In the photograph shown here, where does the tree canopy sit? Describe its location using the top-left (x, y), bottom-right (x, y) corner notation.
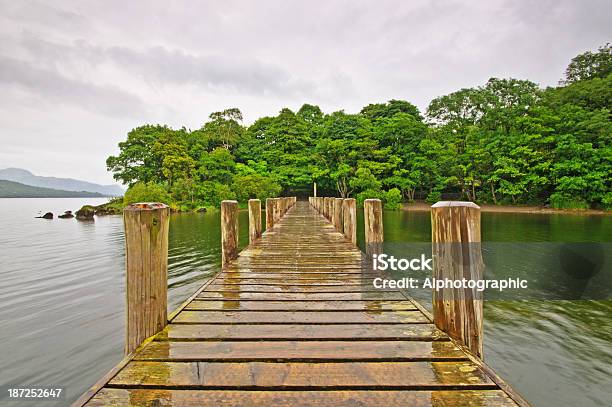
top-left (107, 45), bottom-right (611, 210)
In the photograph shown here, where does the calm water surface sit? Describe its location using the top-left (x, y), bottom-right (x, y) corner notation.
top-left (359, 210), bottom-right (612, 407)
top-left (0, 198), bottom-right (610, 406)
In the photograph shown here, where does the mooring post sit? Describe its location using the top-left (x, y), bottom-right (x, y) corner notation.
top-left (333, 198), bottom-right (343, 232)
top-left (248, 199), bottom-right (262, 244)
top-left (431, 201), bottom-right (483, 359)
top-left (342, 198), bottom-right (357, 245)
top-left (322, 197), bottom-right (328, 218)
top-left (364, 198), bottom-right (383, 255)
top-left (123, 202), bottom-right (170, 355)
top-left (265, 198), bottom-right (275, 230)
top-left (323, 197), bottom-right (329, 219)
top-left (221, 200), bottom-right (239, 266)
top-left (274, 198), bottom-right (283, 224)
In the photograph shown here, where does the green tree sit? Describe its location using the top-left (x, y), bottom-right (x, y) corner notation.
top-left (232, 174), bottom-right (282, 201)
top-left (124, 182), bottom-right (171, 205)
top-left (563, 43), bottom-right (612, 84)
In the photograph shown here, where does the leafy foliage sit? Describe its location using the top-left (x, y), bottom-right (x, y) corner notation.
top-left (124, 182), bottom-right (172, 205)
top-left (107, 45), bottom-right (611, 210)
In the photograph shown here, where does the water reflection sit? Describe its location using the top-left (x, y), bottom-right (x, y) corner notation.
top-left (0, 198), bottom-right (610, 407)
top-left (0, 199), bottom-right (248, 406)
top-left (364, 209), bottom-right (612, 407)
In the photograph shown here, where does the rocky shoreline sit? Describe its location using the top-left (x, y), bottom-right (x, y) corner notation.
top-left (35, 200), bottom-right (124, 221)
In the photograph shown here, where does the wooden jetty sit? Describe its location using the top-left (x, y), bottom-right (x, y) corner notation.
top-left (75, 198), bottom-right (530, 406)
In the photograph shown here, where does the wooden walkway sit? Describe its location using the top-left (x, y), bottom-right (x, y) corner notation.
top-left (82, 201), bottom-right (524, 406)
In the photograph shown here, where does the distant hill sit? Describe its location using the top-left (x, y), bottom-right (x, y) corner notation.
top-left (0, 168), bottom-right (124, 196)
top-left (0, 180), bottom-right (105, 198)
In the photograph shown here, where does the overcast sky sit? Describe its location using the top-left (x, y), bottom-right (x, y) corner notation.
top-left (0, 0), bottom-right (610, 185)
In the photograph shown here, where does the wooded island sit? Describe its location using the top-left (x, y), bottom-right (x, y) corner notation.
top-left (107, 45), bottom-right (611, 211)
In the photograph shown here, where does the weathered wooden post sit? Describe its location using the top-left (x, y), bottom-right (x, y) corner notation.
top-left (364, 198), bottom-right (383, 255)
top-left (221, 200), bottom-right (239, 266)
top-left (123, 202), bottom-right (170, 355)
top-left (431, 201), bottom-right (483, 359)
top-left (266, 198), bottom-right (275, 230)
top-left (322, 197), bottom-right (328, 219)
top-left (342, 198), bottom-right (357, 245)
top-left (333, 198), bottom-right (343, 232)
top-left (326, 197), bottom-right (333, 220)
top-left (248, 199), bottom-right (262, 244)
top-left (274, 198), bottom-right (283, 224)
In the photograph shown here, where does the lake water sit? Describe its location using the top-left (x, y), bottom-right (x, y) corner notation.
top-left (0, 198), bottom-right (610, 406)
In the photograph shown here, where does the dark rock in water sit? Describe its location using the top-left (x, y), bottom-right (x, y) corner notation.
top-left (36, 212), bottom-right (53, 219)
top-left (76, 205), bottom-right (95, 221)
top-left (196, 207), bottom-right (207, 213)
top-left (58, 211), bottom-right (74, 219)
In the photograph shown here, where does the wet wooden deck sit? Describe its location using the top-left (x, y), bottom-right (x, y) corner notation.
top-left (80, 201), bottom-right (525, 406)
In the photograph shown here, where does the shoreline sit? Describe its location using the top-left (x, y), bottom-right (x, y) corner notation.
top-left (402, 201), bottom-right (610, 216)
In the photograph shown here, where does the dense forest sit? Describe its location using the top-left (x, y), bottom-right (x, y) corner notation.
top-left (108, 44), bottom-right (611, 210)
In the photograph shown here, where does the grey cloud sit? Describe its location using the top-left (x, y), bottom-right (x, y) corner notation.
top-left (104, 46), bottom-right (315, 96)
top-left (0, 1), bottom-right (90, 33)
top-left (16, 33), bottom-right (324, 98)
top-left (0, 0), bottom-right (611, 185)
top-left (0, 55), bottom-right (146, 118)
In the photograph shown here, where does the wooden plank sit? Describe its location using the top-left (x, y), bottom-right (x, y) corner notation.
top-left (157, 323), bottom-right (446, 341)
top-left (172, 310), bottom-right (429, 324)
top-left (88, 389), bottom-right (519, 406)
top-left (212, 278), bottom-right (372, 285)
top-left (197, 292), bottom-right (407, 301)
top-left (222, 266), bottom-right (366, 271)
top-left (205, 284), bottom-right (377, 293)
top-left (134, 340), bottom-right (466, 361)
top-left (239, 251), bottom-right (361, 256)
top-left (109, 361), bottom-right (495, 388)
top-left (186, 300), bottom-right (417, 311)
top-left (217, 272), bottom-right (370, 279)
top-left (77, 201), bottom-right (528, 407)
